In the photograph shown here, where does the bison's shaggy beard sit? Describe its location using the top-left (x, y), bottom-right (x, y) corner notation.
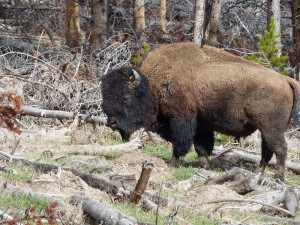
top-left (114, 117), bottom-right (142, 141)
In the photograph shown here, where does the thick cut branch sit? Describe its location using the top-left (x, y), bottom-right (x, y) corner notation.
top-left (70, 196), bottom-right (144, 225)
top-left (130, 161), bottom-right (154, 204)
top-left (20, 106), bottom-right (107, 125)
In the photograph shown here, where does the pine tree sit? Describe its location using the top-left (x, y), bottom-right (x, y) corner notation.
top-left (248, 17), bottom-right (288, 73)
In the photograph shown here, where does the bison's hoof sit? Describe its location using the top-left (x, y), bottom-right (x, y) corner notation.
top-left (199, 156), bottom-right (210, 170)
top-left (170, 156), bottom-right (179, 167)
top-left (274, 173), bottom-right (285, 182)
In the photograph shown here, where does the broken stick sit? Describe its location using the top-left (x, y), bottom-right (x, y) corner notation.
top-left (130, 161), bottom-right (154, 204)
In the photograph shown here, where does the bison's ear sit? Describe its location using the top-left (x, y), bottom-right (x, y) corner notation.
top-left (128, 69), bottom-right (141, 89)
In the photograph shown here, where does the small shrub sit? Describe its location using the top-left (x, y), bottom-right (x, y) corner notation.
top-left (248, 17), bottom-right (288, 73)
top-left (132, 43), bottom-right (151, 65)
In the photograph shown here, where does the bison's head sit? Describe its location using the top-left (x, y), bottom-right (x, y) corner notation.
top-left (101, 67), bottom-right (156, 141)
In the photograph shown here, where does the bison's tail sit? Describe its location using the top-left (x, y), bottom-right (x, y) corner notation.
top-left (287, 78), bottom-right (300, 128)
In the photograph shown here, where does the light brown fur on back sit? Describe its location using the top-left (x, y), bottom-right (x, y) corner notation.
top-left (141, 42), bottom-right (298, 132)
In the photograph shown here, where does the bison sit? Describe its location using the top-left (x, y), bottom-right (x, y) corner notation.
top-left (101, 42), bottom-right (300, 181)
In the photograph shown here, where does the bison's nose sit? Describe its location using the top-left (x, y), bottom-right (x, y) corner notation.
top-left (107, 118), bottom-right (118, 128)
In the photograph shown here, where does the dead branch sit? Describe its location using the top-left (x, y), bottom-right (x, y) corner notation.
top-left (20, 106), bottom-right (107, 125)
top-left (200, 198), bottom-right (293, 217)
top-left (205, 167), bottom-right (259, 195)
top-left (130, 161), bottom-right (154, 204)
top-left (108, 173), bottom-right (135, 181)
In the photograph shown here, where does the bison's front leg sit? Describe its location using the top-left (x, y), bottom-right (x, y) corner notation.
top-left (194, 132), bottom-right (214, 169)
top-left (169, 118), bottom-right (195, 167)
top-left (259, 133), bottom-right (287, 181)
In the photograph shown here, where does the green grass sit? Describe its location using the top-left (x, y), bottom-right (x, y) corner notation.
top-left (171, 166), bottom-right (196, 181)
top-left (115, 202), bottom-right (220, 225)
top-left (0, 193), bottom-right (49, 211)
top-left (114, 202), bottom-right (165, 224)
top-left (285, 175), bottom-right (300, 186)
top-left (143, 144), bottom-right (172, 162)
top-left (179, 209), bottom-right (220, 225)
top-left (2, 163), bottom-right (34, 183)
top-left (99, 150), bottom-right (122, 160)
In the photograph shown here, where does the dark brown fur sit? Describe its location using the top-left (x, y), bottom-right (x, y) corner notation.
top-left (101, 42), bottom-right (300, 181)
top-left (141, 43), bottom-right (300, 180)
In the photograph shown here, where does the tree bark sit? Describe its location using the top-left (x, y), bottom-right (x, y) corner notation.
top-left (65, 0), bottom-right (81, 48)
top-left (271, 0), bottom-right (282, 56)
top-left (89, 0), bottom-right (110, 50)
top-left (193, 0), bottom-right (206, 46)
top-left (133, 0), bottom-right (146, 41)
top-left (292, 0), bottom-right (300, 50)
top-left (160, 0), bottom-right (167, 33)
top-left (291, 0), bottom-right (300, 80)
top-left (205, 0), bottom-right (221, 44)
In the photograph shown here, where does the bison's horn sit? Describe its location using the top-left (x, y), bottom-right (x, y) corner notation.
top-left (132, 69), bottom-right (141, 84)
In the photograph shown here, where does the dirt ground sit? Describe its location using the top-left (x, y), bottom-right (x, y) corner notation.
top-left (1, 121), bottom-right (300, 225)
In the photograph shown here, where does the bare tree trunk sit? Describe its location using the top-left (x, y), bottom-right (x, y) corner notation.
top-left (65, 0), bottom-right (81, 48)
top-left (205, 0), bottom-right (221, 44)
top-left (133, 0), bottom-right (146, 41)
top-left (89, 0), bottom-right (110, 50)
top-left (291, 0), bottom-right (300, 81)
top-left (193, 0), bottom-right (206, 46)
top-left (267, 0), bottom-right (272, 29)
top-left (160, 0), bottom-right (167, 33)
top-left (271, 0), bottom-right (282, 56)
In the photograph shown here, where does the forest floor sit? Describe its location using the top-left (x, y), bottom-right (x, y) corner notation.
top-left (1, 120), bottom-right (300, 225)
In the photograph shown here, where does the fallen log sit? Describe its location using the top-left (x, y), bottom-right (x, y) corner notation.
top-left (20, 106), bottom-right (107, 125)
top-left (70, 196), bottom-right (153, 225)
top-left (212, 147), bottom-right (300, 175)
top-left (63, 136), bottom-right (143, 154)
top-left (248, 187), bottom-right (299, 216)
top-left (70, 169), bottom-right (121, 195)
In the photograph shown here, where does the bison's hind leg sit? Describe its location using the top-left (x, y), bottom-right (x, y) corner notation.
top-left (194, 132), bottom-right (214, 169)
top-left (169, 118), bottom-right (196, 167)
top-left (259, 132), bottom-right (287, 181)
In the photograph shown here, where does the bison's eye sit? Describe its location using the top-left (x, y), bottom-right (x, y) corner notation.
top-left (123, 95), bottom-right (132, 106)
